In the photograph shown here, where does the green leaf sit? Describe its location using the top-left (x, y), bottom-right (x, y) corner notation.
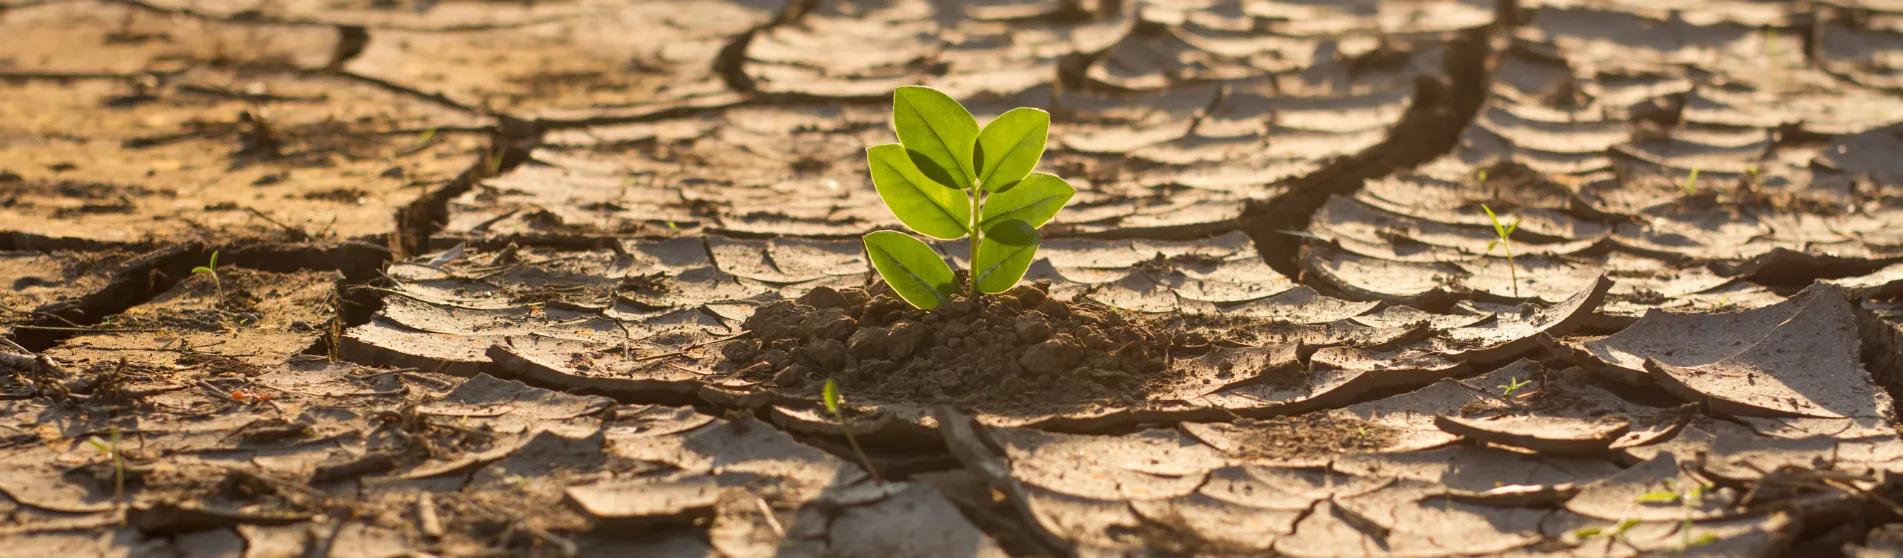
top-left (973, 220), bottom-right (1040, 294)
top-left (87, 436), bottom-right (110, 454)
top-left (979, 173), bottom-right (1074, 231)
top-left (192, 267), bottom-right (212, 275)
top-left (866, 144), bottom-right (971, 239)
top-left (823, 379), bottom-right (842, 416)
top-left (892, 86), bottom-right (978, 190)
top-left (974, 107), bottom-right (1049, 192)
top-left (862, 231), bottom-right (957, 310)
top-left (208, 250), bottom-right (218, 269)
top-left (1482, 204), bottom-right (1505, 238)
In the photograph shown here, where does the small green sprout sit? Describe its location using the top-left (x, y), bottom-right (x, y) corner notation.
top-left (1498, 376), bottom-right (1531, 397)
top-left (418, 127), bottom-right (437, 144)
top-left (1573, 517), bottom-right (1641, 540)
top-left (1686, 532), bottom-right (1718, 548)
top-left (1682, 167), bottom-right (1700, 196)
top-left (1635, 491), bottom-right (1681, 504)
top-left (823, 379), bottom-right (882, 483)
top-left (86, 427), bottom-right (125, 506)
top-left (1481, 204), bottom-right (1522, 297)
top-left (863, 86), bottom-right (1076, 309)
top-left (192, 250), bottom-right (223, 302)
top-left (1476, 169), bottom-right (1488, 183)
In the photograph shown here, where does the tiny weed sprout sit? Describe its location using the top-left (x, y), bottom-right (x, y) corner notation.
top-left (863, 85), bottom-right (1075, 309)
top-left (1481, 204), bottom-right (1522, 297)
top-left (86, 427), bottom-right (124, 506)
top-left (192, 250), bottom-right (223, 302)
top-left (1682, 167), bottom-right (1700, 196)
top-left (1498, 376), bottom-right (1531, 397)
top-left (823, 379), bottom-right (882, 483)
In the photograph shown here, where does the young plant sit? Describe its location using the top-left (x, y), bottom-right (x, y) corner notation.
top-left (86, 427), bottom-right (124, 506)
top-left (1481, 204), bottom-right (1522, 297)
top-left (823, 379), bottom-right (882, 483)
top-left (1682, 167), bottom-right (1700, 196)
top-left (192, 250), bottom-right (223, 302)
top-left (1498, 376), bottom-right (1531, 397)
top-left (862, 86), bottom-right (1076, 309)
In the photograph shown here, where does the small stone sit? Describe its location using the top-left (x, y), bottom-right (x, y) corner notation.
top-left (742, 301), bottom-right (809, 341)
top-left (796, 286), bottom-right (848, 309)
top-left (840, 288), bottom-right (871, 308)
top-left (805, 339), bottom-right (847, 371)
top-left (1018, 340), bottom-right (1080, 377)
top-left (1005, 284), bottom-right (1046, 308)
top-left (721, 339), bottom-right (761, 362)
top-left (800, 308), bottom-right (858, 341)
top-left (846, 326), bottom-right (888, 360)
top-left (1014, 315), bottom-right (1053, 344)
top-left (1037, 298), bottom-right (1069, 319)
top-left (757, 349), bottom-right (791, 368)
top-left (774, 364), bottom-right (809, 387)
top-left (886, 321), bottom-right (929, 360)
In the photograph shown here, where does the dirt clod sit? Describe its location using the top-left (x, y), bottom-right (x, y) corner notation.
top-left (734, 285), bottom-right (1176, 414)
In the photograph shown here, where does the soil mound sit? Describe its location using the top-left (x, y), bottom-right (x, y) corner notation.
top-left (726, 283), bottom-right (1188, 412)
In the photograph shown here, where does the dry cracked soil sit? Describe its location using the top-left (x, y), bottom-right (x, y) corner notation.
top-left (12, 0), bottom-right (1903, 556)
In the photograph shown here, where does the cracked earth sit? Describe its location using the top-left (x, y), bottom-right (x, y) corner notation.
top-left (9, 0), bottom-right (1903, 556)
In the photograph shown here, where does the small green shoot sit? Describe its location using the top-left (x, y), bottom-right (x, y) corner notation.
top-left (1476, 169), bottom-right (1488, 183)
top-left (1635, 491), bottom-right (1681, 504)
top-left (1481, 204), bottom-right (1522, 297)
top-left (86, 427), bottom-right (124, 506)
top-left (863, 86), bottom-right (1076, 309)
top-left (823, 379), bottom-right (883, 483)
top-left (1682, 167), bottom-right (1700, 196)
top-left (1686, 532), bottom-right (1718, 548)
top-left (192, 250), bottom-right (223, 302)
top-left (1498, 376), bottom-right (1531, 397)
top-left (418, 127), bottom-right (437, 144)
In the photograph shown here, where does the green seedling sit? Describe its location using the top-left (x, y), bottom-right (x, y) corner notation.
top-left (1476, 169), bottom-right (1488, 183)
top-left (1635, 491), bottom-right (1681, 504)
top-left (823, 379), bottom-right (882, 483)
top-left (1481, 204), bottom-right (1522, 297)
top-left (86, 427), bottom-right (124, 506)
top-left (1682, 167), bottom-right (1700, 196)
top-left (1498, 376), bottom-right (1531, 397)
top-left (192, 250), bottom-right (223, 302)
top-left (862, 86), bottom-right (1076, 309)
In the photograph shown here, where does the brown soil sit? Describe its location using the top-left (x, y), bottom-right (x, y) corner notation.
top-left (731, 283), bottom-right (1182, 414)
top-left (12, 0), bottom-right (1903, 556)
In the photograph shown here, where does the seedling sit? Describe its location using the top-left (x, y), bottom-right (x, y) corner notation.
top-left (1498, 376), bottom-right (1531, 397)
top-left (823, 379), bottom-right (882, 483)
top-left (863, 86), bottom-right (1076, 309)
top-left (86, 427), bottom-right (124, 506)
top-left (1481, 204), bottom-right (1522, 297)
top-left (192, 250), bottom-right (223, 302)
top-left (1682, 167), bottom-right (1700, 196)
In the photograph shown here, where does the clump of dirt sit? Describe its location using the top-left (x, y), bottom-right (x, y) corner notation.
top-left (724, 283), bottom-right (1188, 414)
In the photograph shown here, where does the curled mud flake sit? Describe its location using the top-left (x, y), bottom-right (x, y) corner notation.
top-left (563, 474), bottom-right (719, 532)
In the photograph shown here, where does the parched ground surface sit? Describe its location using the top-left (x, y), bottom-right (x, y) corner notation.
top-left (11, 0), bottom-right (1903, 556)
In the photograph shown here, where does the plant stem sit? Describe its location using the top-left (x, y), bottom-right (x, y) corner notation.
top-left (968, 187), bottom-right (982, 296)
top-left (1506, 246), bottom-right (1518, 298)
top-left (837, 418), bottom-right (883, 484)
